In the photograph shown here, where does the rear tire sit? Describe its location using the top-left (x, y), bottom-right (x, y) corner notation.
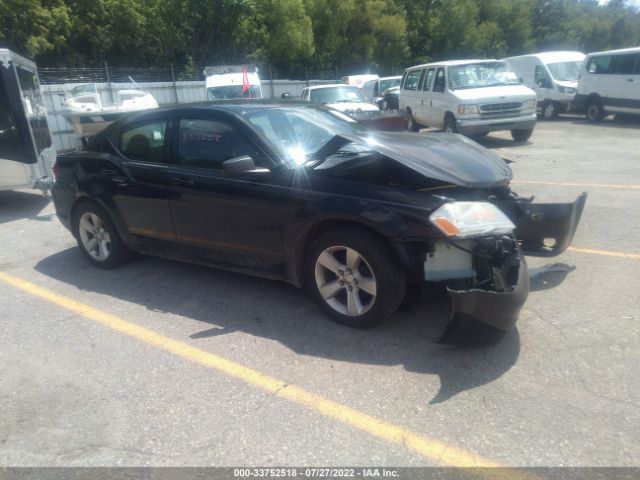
top-left (511, 128), bottom-right (534, 142)
top-left (73, 202), bottom-right (132, 269)
top-left (305, 227), bottom-right (406, 328)
top-left (586, 98), bottom-right (605, 123)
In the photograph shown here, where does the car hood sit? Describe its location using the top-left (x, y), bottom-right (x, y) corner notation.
top-left (327, 102), bottom-right (379, 113)
top-left (339, 132), bottom-right (513, 188)
top-left (452, 84), bottom-right (535, 102)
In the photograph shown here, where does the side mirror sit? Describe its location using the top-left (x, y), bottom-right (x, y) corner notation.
top-left (223, 155), bottom-right (270, 176)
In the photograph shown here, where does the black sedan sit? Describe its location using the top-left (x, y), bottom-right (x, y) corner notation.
top-left (52, 102), bottom-right (586, 338)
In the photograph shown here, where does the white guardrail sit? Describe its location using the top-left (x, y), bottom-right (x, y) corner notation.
top-left (41, 79), bottom-right (337, 152)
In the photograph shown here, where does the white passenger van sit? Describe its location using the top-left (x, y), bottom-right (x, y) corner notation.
top-left (574, 47), bottom-right (640, 122)
top-left (399, 60), bottom-right (537, 141)
top-left (504, 51), bottom-right (585, 119)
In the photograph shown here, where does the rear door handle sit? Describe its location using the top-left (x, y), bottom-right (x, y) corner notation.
top-left (170, 177), bottom-right (195, 186)
top-left (627, 78), bottom-right (634, 82)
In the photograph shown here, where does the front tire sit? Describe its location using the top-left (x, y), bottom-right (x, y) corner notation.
top-left (306, 227), bottom-right (406, 328)
top-left (73, 202), bottom-right (131, 269)
top-left (541, 101), bottom-right (559, 120)
top-left (444, 114), bottom-right (458, 133)
top-left (511, 128), bottom-right (534, 142)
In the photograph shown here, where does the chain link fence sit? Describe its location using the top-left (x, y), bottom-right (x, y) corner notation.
top-left (38, 63), bottom-right (342, 85)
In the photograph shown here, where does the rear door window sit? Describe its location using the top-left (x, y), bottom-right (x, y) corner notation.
top-left (433, 68), bottom-right (446, 93)
top-left (422, 69), bottom-right (435, 91)
top-left (417, 70), bottom-right (427, 90)
top-left (120, 120), bottom-right (168, 163)
top-left (612, 54), bottom-right (639, 75)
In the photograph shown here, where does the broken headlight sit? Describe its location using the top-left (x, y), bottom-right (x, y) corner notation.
top-left (429, 202), bottom-right (515, 239)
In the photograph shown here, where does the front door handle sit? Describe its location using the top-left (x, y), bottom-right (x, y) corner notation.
top-left (170, 177), bottom-right (195, 186)
top-left (627, 78), bottom-right (634, 82)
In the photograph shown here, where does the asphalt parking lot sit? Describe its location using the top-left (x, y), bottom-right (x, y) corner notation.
top-left (1, 115), bottom-right (639, 468)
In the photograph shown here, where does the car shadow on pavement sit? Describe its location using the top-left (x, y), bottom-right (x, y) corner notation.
top-left (529, 263), bottom-right (576, 292)
top-left (35, 248), bottom-right (521, 404)
top-left (0, 191), bottom-right (52, 225)
top-left (571, 114), bottom-right (640, 130)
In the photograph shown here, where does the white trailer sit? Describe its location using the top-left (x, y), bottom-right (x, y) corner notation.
top-left (0, 49), bottom-right (54, 193)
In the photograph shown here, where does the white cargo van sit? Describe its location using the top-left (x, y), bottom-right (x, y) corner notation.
top-left (0, 49), bottom-right (54, 193)
top-left (399, 60), bottom-right (537, 141)
top-left (574, 47), bottom-right (640, 122)
top-left (204, 65), bottom-right (263, 100)
top-left (504, 51), bottom-right (585, 119)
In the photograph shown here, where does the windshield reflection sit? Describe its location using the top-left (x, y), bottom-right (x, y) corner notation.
top-left (244, 107), bottom-right (368, 165)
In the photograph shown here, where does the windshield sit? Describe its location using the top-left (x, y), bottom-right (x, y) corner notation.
top-left (379, 78), bottom-right (401, 93)
top-left (244, 106), bottom-right (368, 165)
top-left (70, 84), bottom-right (97, 97)
top-left (448, 62), bottom-right (520, 90)
top-left (546, 61), bottom-right (582, 82)
top-left (309, 86), bottom-right (365, 104)
top-left (207, 85), bottom-right (262, 100)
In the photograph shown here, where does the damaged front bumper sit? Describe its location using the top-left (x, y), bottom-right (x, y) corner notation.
top-left (447, 253), bottom-right (529, 332)
top-left (425, 238), bottom-right (529, 332)
top-left (425, 192), bottom-right (587, 332)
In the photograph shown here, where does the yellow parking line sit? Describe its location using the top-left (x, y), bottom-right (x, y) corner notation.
top-left (511, 180), bottom-right (640, 190)
top-left (567, 246), bottom-right (640, 260)
top-left (0, 272), bottom-right (518, 474)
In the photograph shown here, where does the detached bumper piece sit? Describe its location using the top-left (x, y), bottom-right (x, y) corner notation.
top-left (513, 192), bottom-right (587, 257)
top-left (442, 236), bottom-right (529, 336)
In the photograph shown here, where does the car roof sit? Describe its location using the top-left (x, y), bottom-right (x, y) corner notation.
top-left (504, 51), bottom-right (585, 63)
top-left (585, 46), bottom-right (640, 57)
top-left (406, 59), bottom-right (498, 70)
top-left (303, 84), bottom-right (361, 91)
top-left (151, 99), bottom-right (309, 113)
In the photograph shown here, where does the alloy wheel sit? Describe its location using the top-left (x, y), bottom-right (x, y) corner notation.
top-left (314, 246), bottom-right (377, 316)
top-left (78, 211), bottom-right (111, 261)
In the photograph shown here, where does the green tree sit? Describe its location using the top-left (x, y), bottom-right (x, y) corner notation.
top-left (0, 0), bottom-right (71, 58)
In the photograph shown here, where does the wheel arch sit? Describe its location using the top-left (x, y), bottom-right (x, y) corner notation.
top-left (69, 194), bottom-right (133, 245)
top-left (286, 217), bottom-right (414, 288)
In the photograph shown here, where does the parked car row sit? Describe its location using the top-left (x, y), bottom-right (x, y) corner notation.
top-left (336, 46), bottom-right (638, 142)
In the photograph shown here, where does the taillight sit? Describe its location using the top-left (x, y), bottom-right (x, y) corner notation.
top-left (52, 161), bottom-right (60, 180)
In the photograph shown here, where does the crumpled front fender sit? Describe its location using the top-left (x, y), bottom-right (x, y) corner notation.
top-left (512, 192), bottom-right (587, 257)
